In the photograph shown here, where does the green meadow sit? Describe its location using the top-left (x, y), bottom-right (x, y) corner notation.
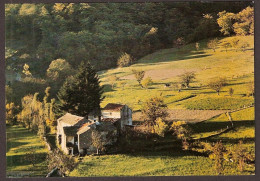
top-left (6, 126), bottom-right (49, 177)
top-left (100, 36), bottom-right (254, 111)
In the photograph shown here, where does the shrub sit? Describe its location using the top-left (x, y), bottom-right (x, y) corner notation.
top-left (171, 121), bottom-right (191, 150)
top-left (178, 71), bottom-right (196, 88)
top-left (132, 69), bottom-right (145, 87)
top-left (207, 38), bottom-right (218, 52)
top-left (154, 118), bottom-right (168, 137)
top-left (47, 149), bottom-right (76, 176)
top-left (141, 76), bottom-right (153, 89)
top-left (207, 77), bottom-right (227, 95)
top-left (229, 88), bottom-right (234, 96)
top-left (117, 53), bottom-right (133, 67)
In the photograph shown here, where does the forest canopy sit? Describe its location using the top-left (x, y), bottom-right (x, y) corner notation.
top-left (5, 2), bottom-right (252, 75)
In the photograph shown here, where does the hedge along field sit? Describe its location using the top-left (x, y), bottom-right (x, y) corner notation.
top-left (6, 126), bottom-right (49, 177)
top-left (99, 36), bottom-right (254, 111)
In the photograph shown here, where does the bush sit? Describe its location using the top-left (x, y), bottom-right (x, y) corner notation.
top-left (207, 38), bottom-right (218, 52)
top-left (154, 118), bottom-right (168, 137)
top-left (141, 76), bottom-right (153, 89)
top-left (117, 53), bottom-right (133, 68)
top-left (47, 149), bottom-right (76, 176)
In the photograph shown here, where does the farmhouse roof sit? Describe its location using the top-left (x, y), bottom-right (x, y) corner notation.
top-left (77, 122), bottom-right (95, 135)
top-left (58, 113), bottom-right (88, 126)
top-left (102, 103), bottom-right (125, 112)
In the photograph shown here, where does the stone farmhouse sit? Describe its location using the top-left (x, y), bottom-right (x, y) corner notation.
top-left (56, 103), bottom-right (132, 155)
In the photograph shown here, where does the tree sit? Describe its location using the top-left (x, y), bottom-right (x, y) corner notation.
top-left (217, 11), bottom-right (235, 35)
top-left (6, 102), bottom-right (18, 125)
top-left (238, 40), bottom-right (250, 52)
top-left (132, 69), bottom-right (145, 88)
top-left (22, 63), bottom-right (32, 77)
top-left (229, 87), bottom-right (234, 97)
top-left (91, 130), bottom-right (106, 155)
top-left (141, 96), bottom-right (168, 132)
top-left (171, 121), bottom-right (191, 150)
top-left (233, 6), bottom-right (254, 36)
top-left (46, 59), bottom-right (73, 80)
top-left (208, 77), bottom-right (227, 95)
top-left (207, 38), bottom-right (218, 52)
top-left (154, 118), bottom-right (168, 137)
top-left (247, 81), bottom-right (254, 97)
top-left (231, 140), bottom-right (254, 172)
top-left (209, 141), bottom-right (226, 175)
top-left (178, 71), bottom-right (196, 88)
top-left (57, 62), bottom-right (104, 117)
top-left (229, 37), bottom-right (240, 51)
top-left (173, 37), bottom-right (185, 49)
top-left (141, 76), bottom-right (153, 89)
top-left (109, 75), bottom-right (119, 89)
top-left (195, 42), bottom-right (200, 51)
top-left (117, 53), bottom-right (133, 68)
top-left (47, 149), bottom-right (76, 176)
top-left (221, 41), bottom-right (231, 52)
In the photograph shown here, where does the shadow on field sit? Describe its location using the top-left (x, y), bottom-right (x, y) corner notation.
top-left (190, 120), bottom-right (254, 135)
top-left (103, 84), bottom-right (115, 93)
top-left (6, 141), bottom-right (29, 153)
top-left (6, 152), bottom-right (47, 169)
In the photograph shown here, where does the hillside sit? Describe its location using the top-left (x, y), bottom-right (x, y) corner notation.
top-left (100, 36), bottom-right (254, 122)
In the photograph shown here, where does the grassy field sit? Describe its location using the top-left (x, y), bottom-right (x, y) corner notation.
top-left (6, 126), bottom-right (49, 177)
top-left (99, 36), bottom-right (254, 112)
top-left (69, 36), bottom-right (255, 177)
top-left (69, 150), bottom-right (252, 176)
top-left (70, 107), bottom-right (255, 177)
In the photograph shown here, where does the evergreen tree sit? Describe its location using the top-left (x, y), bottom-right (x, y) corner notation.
top-left (57, 62), bottom-right (104, 117)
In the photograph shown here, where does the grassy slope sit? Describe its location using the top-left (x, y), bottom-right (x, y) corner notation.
top-left (99, 36), bottom-right (254, 111)
top-left (70, 36), bottom-right (255, 177)
top-left (6, 126), bottom-right (49, 177)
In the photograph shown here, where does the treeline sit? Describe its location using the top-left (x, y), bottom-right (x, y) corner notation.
top-left (5, 2), bottom-right (252, 75)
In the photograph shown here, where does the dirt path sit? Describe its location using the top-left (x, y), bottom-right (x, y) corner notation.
top-left (133, 109), bottom-right (227, 123)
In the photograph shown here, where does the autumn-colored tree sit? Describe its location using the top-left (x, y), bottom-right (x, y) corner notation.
top-left (231, 140), bottom-right (253, 172)
top-left (117, 53), bottom-right (133, 68)
top-left (142, 76), bottom-right (153, 89)
top-left (217, 11), bottom-right (235, 35)
top-left (132, 69), bottom-right (145, 87)
top-left (209, 141), bottom-right (226, 175)
top-left (208, 77), bottom-right (227, 95)
top-left (22, 63), bottom-right (32, 77)
top-left (178, 71), bottom-right (196, 88)
top-left (109, 75), bottom-right (119, 89)
top-left (171, 121), bottom-right (191, 150)
top-left (221, 41), bottom-right (232, 52)
top-left (207, 38), bottom-right (219, 52)
top-left (195, 42), bottom-right (200, 51)
top-left (229, 37), bottom-right (240, 51)
top-left (233, 6), bottom-right (254, 36)
top-left (141, 96), bottom-right (168, 132)
top-left (6, 102), bottom-right (19, 125)
top-left (154, 118), bottom-right (168, 137)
